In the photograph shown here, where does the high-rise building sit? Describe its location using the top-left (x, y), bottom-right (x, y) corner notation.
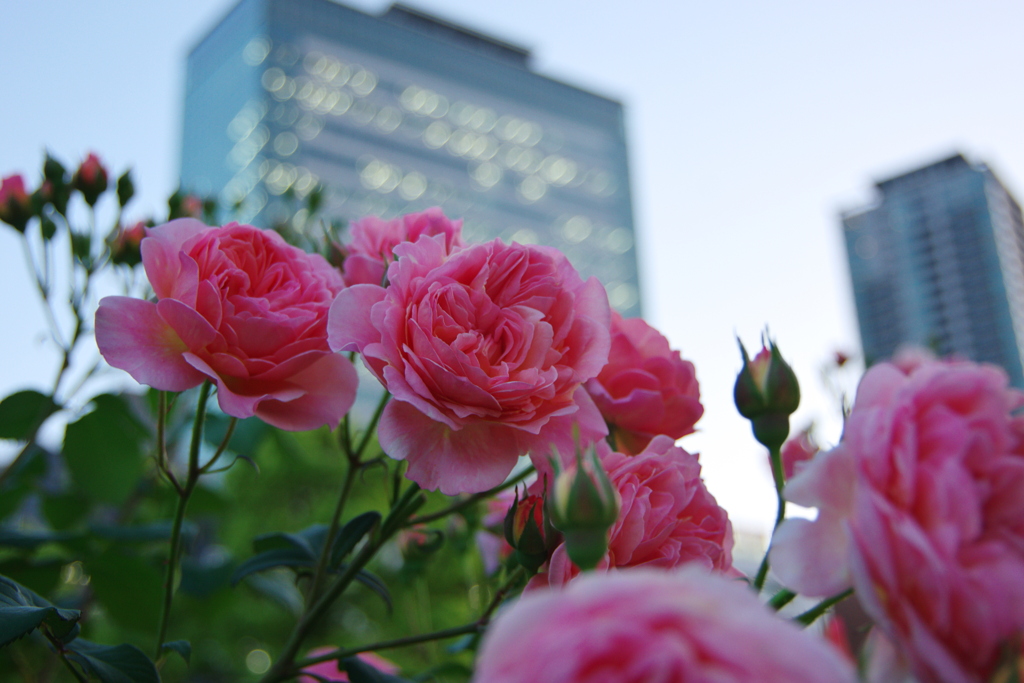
top-left (181, 0), bottom-right (641, 315)
top-left (842, 153), bottom-right (1024, 385)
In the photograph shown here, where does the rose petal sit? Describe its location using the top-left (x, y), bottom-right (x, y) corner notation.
top-left (95, 296), bottom-right (206, 391)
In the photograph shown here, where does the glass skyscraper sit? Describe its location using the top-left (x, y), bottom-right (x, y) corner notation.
top-left (842, 153), bottom-right (1024, 386)
top-left (181, 0), bottom-right (641, 315)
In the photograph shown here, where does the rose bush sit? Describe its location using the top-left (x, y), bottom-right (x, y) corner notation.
top-left (475, 567), bottom-right (857, 683)
top-left (329, 234), bottom-right (610, 494)
top-left (534, 435), bottom-right (732, 586)
top-left (96, 218), bottom-right (357, 431)
top-left (585, 312), bottom-right (702, 454)
top-left (771, 358), bottom-right (1024, 683)
top-left (338, 207), bottom-right (464, 286)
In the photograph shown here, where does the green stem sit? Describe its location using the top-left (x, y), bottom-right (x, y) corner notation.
top-left (795, 588), bottom-right (853, 626)
top-left (154, 381), bottom-right (211, 659)
top-left (199, 417), bottom-right (237, 473)
top-left (768, 588), bottom-right (796, 611)
top-left (308, 457), bottom-right (359, 602)
top-left (294, 566), bottom-right (525, 673)
top-left (353, 391), bottom-right (389, 460)
top-left (407, 466), bottom-right (534, 527)
top-left (260, 483), bottom-right (424, 683)
top-left (753, 445), bottom-right (787, 592)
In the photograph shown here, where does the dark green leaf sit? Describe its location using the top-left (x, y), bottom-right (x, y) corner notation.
top-left (63, 394), bottom-right (148, 504)
top-left (0, 482), bottom-right (30, 520)
top-left (42, 491), bottom-right (90, 530)
top-left (161, 640), bottom-right (191, 666)
top-left (330, 512), bottom-right (380, 568)
top-left (88, 551), bottom-right (163, 633)
top-left (252, 525), bottom-right (325, 557)
top-left (412, 662), bottom-right (475, 681)
top-left (179, 552), bottom-right (234, 598)
top-left (352, 569), bottom-right (391, 612)
top-left (0, 574), bottom-right (80, 647)
top-left (342, 656), bottom-right (414, 683)
top-left (66, 639), bottom-right (159, 683)
top-left (0, 390), bottom-right (58, 440)
top-left (230, 547), bottom-right (315, 586)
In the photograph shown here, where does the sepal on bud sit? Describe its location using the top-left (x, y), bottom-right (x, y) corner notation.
top-left (502, 488), bottom-right (555, 573)
top-left (547, 446), bottom-right (620, 572)
top-left (734, 335), bottom-right (801, 451)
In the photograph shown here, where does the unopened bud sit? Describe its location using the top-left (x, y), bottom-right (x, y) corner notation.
top-left (72, 152), bottom-right (108, 207)
top-left (0, 175), bottom-right (34, 233)
top-left (502, 489), bottom-right (555, 573)
top-left (734, 335), bottom-right (800, 451)
top-left (547, 447), bottom-right (619, 572)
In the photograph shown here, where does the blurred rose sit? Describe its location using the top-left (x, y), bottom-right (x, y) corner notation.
top-left (778, 428), bottom-right (818, 480)
top-left (535, 435), bottom-right (732, 586)
top-left (475, 567), bottom-right (857, 683)
top-left (109, 220), bottom-right (148, 266)
top-left (339, 207), bottom-right (464, 286)
top-left (72, 152), bottom-right (108, 206)
top-left (771, 359), bottom-right (1024, 682)
top-left (299, 649), bottom-right (399, 682)
top-left (96, 219), bottom-right (357, 431)
top-left (585, 311), bottom-right (702, 454)
top-left (330, 233), bottom-right (610, 494)
top-left (0, 174), bottom-right (33, 232)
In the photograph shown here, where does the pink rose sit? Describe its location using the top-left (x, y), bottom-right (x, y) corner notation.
top-left (96, 219), bottom-right (357, 431)
top-left (299, 649), bottom-right (399, 682)
top-left (329, 233), bottom-right (610, 494)
top-left (778, 428), bottom-right (818, 480)
top-left (585, 312), bottom-right (702, 454)
top-left (339, 207), bottom-right (464, 286)
top-left (536, 435), bottom-right (732, 586)
top-left (771, 359), bottom-right (1024, 683)
top-left (475, 567), bottom-right (857, 683)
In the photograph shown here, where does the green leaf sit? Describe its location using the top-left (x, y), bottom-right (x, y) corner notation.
top-left (42, 491), bottom-right (91, 530)
top-left (230, 547), bottom-right (315, 586)
top-left (330, 512), bottom-right (380, 568)
top-left (87, 551), bottom-right (163, 633)
top-left (63, 394), bottom-right (148, 504)
top-left (66, 639), bottom-right (159, 683)
top-left (352, 569), bottom-right (392, 613)
top-left (341, 656), bottom-right (413, 683)
top-left (0, 558), bottom-right (64, 597)
top-left (0, 390), bottom-right (58, 440)
top-left (161, 639), bottom-right (191, 666)
top-left (180, 552), bottom-right (234, 598)
top-left (252, 525), bottom-right (325, 557)
top-left (0, 574), bottom-right (81, 647)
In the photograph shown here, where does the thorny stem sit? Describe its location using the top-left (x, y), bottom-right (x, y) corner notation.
top-left (155, 381), bottom-right (212, 659)
top-left (753, 444), bottom-right (787, 592)
top-left (293, 566), bottom-right (526, 673)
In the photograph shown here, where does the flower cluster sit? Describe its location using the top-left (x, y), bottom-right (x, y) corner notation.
top-left (76, 193), bottom-right (1024, 682)
top-left (772, 358), bottom-right (1024, 682)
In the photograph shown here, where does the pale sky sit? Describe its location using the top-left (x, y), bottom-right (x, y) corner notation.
top-left (3, 0), bottom-right (1023, 535)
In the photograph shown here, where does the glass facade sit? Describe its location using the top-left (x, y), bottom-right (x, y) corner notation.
top-left (181, 0), bottom-right (641, 315)
top-left (842, 154), bottom-right (1024, 386)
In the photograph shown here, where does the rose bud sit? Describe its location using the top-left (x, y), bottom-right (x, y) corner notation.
top-left (0, 174), bottom-right (34, 233)
top-left (109, 220), bottom-right (148, 266)
top-left (503, 489), bottom-right (557, 573)
top-left (734, 336), bottom-right (800, 451)
top-left (42, 153), bottom-right (71, 214)
top-left (547, 446), bottom-right (620, 572)
top-left (72, 152), bottom-right (108, 206)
